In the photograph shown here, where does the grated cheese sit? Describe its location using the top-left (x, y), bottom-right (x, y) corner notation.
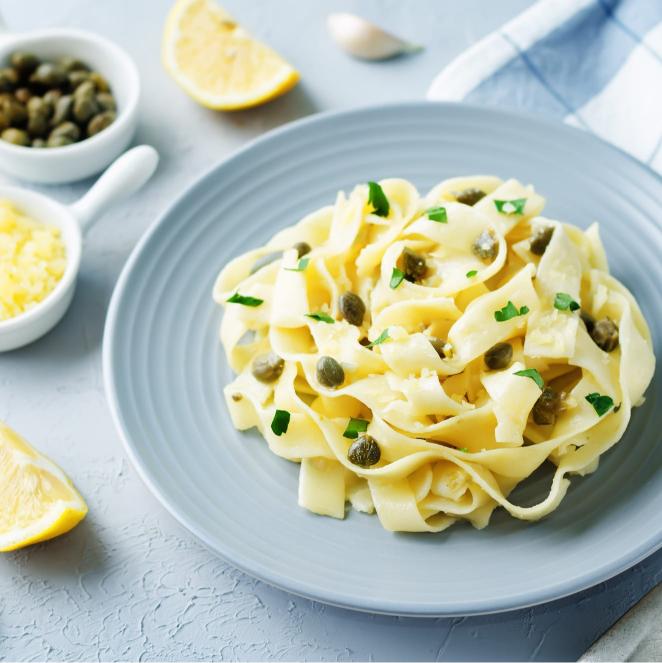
top-left (0, 201), bottom-right (66, 321)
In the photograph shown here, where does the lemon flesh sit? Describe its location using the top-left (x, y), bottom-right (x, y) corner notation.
top-left (0, 422), bottom-right (87, 552)
top-left (162, 0), bottom-right (299, 110)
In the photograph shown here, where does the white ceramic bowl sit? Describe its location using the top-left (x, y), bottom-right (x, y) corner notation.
top-left (0, 145), bottom-right (158, 351)
top-left (0, 28), bottom-right (140, 183)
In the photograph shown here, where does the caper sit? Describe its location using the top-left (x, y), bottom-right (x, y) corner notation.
top-left (46, 134), bottom-right (74, 148)
top-left (30, 63), bottom-right (68, 88)
top-left (484, 342), bottom-right (513, 369)
top-left (338, 292), bottom-right (365, 326)
top-left (58, 56), bottom-right (88, 73)
top-left (50, 121), bottom-right (80, 141)
top-left (347, 434), bottom-right (381, 467)
top-left (0, 111), bottom-right (9, 132)
top-left (27, 112), bottom-right (48, 138)
top-left (31, 138), bottom-right (46, 148)
top-left (590, 318), bottom-right (619, 352)
top-left (14, 87), bottom-right (31, 104)
top-left (532, 387), bottom-right (562, 425)
top-left (10, 52), bottom-right (40, 77)
top-left (42, 89), bottom-right (62, 107)
top-left (89, 71), bottom-right (110, 92)
top-left (251, 351), bottom-right (284, 383)
top-left (1, 127), bottom-right (29, 146)
top-left (455, 188), bottom-right (486, 206)
top-left (472, 230), bottom-right (498, 261)
top-left (401, 247), bottom-right (427, 282)
top-left (530, 226), bottom-right (554, 255)
top-left (96, 92), bottom-right (116, 112)
top-left (27, 96), bottom-right (49, 117)
top-left (0, 67), bottom-right (18, 91)
top-left (51, 95), bottom-right (73, 126)
top-left (429, 337), bottom-right (446, 359)
top-left (87, 110), bottom-right (116, 136)
top-left (316, 355), bottom-right (344, 388)
top-left (68, 70), bottom-right (90, 89)
top-left (293, 241), bottom-right (311, 258)
top-left (73, 80), bottom-right (95, 100)
top-left (2, 98), bottom-right (27, 126)
top-left (580, 310), bottom-right (595, 334)
top-left (73, 94), bottom-right (99, 123)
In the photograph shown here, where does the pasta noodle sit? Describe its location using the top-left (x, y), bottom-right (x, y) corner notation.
top-left (213, 176), bottom-right (655, 533)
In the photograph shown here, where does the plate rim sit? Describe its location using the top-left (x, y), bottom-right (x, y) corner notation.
top-left (103, 100), bottom-right (662, 616)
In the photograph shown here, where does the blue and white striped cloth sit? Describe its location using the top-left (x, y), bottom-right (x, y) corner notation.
top-left (427, 0), bottom-right (662, 174)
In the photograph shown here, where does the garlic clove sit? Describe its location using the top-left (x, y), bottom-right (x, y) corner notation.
top-left (327, 12), bottom-right (422, 61)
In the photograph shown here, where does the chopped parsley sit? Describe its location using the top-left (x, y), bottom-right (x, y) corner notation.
top-left (390, 267), bottom-right (405, 289)
top-left (494, 198), bottom-right (527, 215)
top-left (585, 392), bottom-right (614, 417)
top-left (458, 447), bottom-right (470, 453)
top-left (343, 418), bottom-right (369, 439)
top-left (271, 409), bottom-right (290, 436)
top-left (427, 206), bottom-right (448, 223)
top-left (285, 257), bottom-right (310, 272)
top-left (367, 328), bottom-right (390, 347)
top-left (305, 311), bottom-right (335, 323)
top-left (226, 292), bottom-right (264, 307)
top-left (367, 181), bottom-right (390, 217)
top-left (466, 269), bottom-right (478, 278)
top-left (494, 300), bottom-right (529, 322)
top-left (514, 368), bottom-right (544, 390)
top-left (554, 292), bottom-right (580, 312)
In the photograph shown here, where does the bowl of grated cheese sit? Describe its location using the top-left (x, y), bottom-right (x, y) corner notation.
top-left (0, 144), bottom-right (158, 351)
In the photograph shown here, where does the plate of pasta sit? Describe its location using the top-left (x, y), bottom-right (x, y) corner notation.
top-left (104, 102), bottom-right (662, 615)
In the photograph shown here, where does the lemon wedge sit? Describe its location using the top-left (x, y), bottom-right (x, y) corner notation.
top-left (0, 422), bottom-right (87, 552)
top-left (162, 0), bottom-right (300, 110)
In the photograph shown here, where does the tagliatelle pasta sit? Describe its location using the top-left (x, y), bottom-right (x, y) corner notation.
top-left (212, 176), bottom-right (655, 533)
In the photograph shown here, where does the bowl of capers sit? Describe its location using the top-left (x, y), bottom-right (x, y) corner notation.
top-left (0, 28), bottom-right (139, 183)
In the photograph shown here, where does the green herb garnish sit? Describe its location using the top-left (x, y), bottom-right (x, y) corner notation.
top-left (271, 409), bottom-right (290, 436)
top-left (466, 269), bottom-right (478, 278)
top-left (585, 392), bottom-right (614, 417)
top-left (554, 292), bottom-right (580, 312)
top-left (494, 198), bottom-right (527, 215)
top-left (494, 300), bottom-right (529, 322)
top-left (367, 181), bottom-right (390, 217)
top-left (343, 418), bottom-right (369, 439)
top-left (514, 368), bottom-right (544, 390)
top-left (285, 257), bottom-right (310, 272)
top-left (226, 292), bottom-right (264, 307)
top-left (367, 329), bottom-right (390, 347)
top-left (390, 267), bottom-right (405, 289)
top-left (305, 311), bottom-right (335, 324)
top-left (458, 447), bottom-right (470, 453)
top-left (427, 206), bottom-right (448, 223)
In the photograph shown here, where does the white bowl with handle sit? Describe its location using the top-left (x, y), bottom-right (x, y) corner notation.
top-left (0, 22), bottom-right (140, 183)
top-left (0, 144), bottom-right (158, 352)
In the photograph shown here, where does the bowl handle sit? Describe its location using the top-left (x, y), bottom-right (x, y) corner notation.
top-left (68, 145), bottom-right (159, 233)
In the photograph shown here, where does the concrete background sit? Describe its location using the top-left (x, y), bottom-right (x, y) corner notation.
top-left (0, 0), bottom-right (660, 660)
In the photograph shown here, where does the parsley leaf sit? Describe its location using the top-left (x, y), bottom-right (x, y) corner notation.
top-left (466, 269), bottom-right (478, 278)
top-left (271, 409), bottom-right (290, 436)
top-left (494, 198), bottom-right (527, 215)
top-left (305, 311), bottom-right (334, 324)
top-left (226, 292), bottom-right (263, 307)
top-left (367, 329), bottom-right (390, 347)
top-left (514, 368), bottom-right (544, 390)
top-left (585, 392), bottom-right (614, 416)
top-left (494, 300), bottom-right (529, 322)
top-left (554, 292), bottom-right (580, 312)
top-left (343, 418), bottom-right (369, 439)
top-left (367, 181), bottom-right (390, 217)
top-left (285, 257), bottom-right (310, 272)
top-left (427, 206), bottom-right (448, 223)
top-left (390, 267), bottom-right (405, 289)
top-left (458, 447), bottom-right (470, 453)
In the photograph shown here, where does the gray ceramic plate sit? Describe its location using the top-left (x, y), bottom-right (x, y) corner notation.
top-left (104, 102), bottom-right (662, 616)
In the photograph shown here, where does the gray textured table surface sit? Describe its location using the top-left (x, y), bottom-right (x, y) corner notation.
top-left (0, 1), bottom-right (660, 661)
